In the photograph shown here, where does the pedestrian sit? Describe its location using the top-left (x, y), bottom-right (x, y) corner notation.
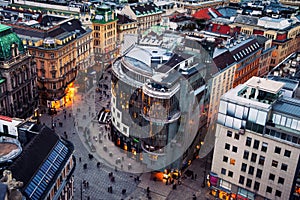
top-left (64, 115), bottom-right (66, 119)
top-left (195, 173), bottom-right (197, 179)
top-left (87, 181), bottom-right (89, 188)
top-left (79, 157), bottom-right (81, 162)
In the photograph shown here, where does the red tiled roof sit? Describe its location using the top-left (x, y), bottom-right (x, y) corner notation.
top-left (0, 115), bottom-right (12, 122)
top-left (193, 8), bottom-right (222, 20)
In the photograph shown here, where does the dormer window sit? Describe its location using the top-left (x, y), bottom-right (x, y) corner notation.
top-left (11, 43), bottom-right (18, 57)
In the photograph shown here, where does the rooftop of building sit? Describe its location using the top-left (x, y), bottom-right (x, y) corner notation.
top-left (8, 125), bottom-right (74, 200)
top-left (192, 7), bottom-right (222, 20)
top-left (117, 32), bottom-right (209, 87)
top-left (117, 14), bottom-right (136, 24)
top-left (233, 14), bottom-right (298, 31)
top-left (268, 76), bottom-right (299, 91)
top-left (222, 77), bottom-right (284, 109)
top-left (272, 97), bottom-right (300, 119)
top-left (269, 52), bottom-right (300, 80)
top-left (247, 76), bottom-right (285, 94)
top-left (217, 6), bottom-right (238, 18)
top-left (129, 2), bottom-right (162, 16)
top-left (0, 24), bottom-right (25, 61)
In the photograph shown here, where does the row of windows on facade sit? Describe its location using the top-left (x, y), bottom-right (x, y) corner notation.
top-left (31, 44), bottom-right (76, 57)
top-left (94, 24), bottom-right (115, 31)
top-left (221, 168), bottom-right (283, 197)
top-left (227, 130), bottom-right (292, 157)
top-left (224, 142), bottom-right (289, 170)
top-left (10, 71), bottom-right (35, 88)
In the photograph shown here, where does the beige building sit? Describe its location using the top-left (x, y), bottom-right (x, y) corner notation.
top-left (92, 5), bottom-right (118, 74)
top-left (121, 3), bottom-right (163, 32)
top-left (210, 77), bottom-right (300, 200)
top-left (279, 0), bottom-right (300, 6)
top-left (116, 14), bottom-right (138, 45)
top-left (3, 13), bottom-right (94, 109)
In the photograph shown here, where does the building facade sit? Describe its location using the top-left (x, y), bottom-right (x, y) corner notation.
top-left (121, 3), bottom-right (163, 32)
top-left (110, 33), bottom-right (210, 171)
top-left (92, 5), bottom-right (118, 76)
top-left (210, 77), bottom-right (300, 200)
top-left (0, 24), bottom-right (38, 118)
top-left (116, 14), bottom-right (138, 45)
top-left (5, 15), bottom-right (93, 109)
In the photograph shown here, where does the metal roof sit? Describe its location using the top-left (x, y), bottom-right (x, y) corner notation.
top-left (273, 97), bottom-right (300, 119)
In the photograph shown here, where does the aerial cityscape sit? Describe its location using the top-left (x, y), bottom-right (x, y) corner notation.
top-left (0, 0), bottom-right (299, 199)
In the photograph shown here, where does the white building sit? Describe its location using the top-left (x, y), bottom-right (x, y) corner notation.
top-left (0, 115), bottom-right (24, 138)
top-left (210, 77), bottom-right (300, 200)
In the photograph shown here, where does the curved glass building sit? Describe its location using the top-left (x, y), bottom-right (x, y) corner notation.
top-left (110, 33), bottom-right (212, 171)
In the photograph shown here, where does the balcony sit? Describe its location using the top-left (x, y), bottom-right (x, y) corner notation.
top-left (141, 142), bottom-right (165, 156)
top-left (0, 52), bottom-right (31, 69)
top-left (142, 109), bottom-right (181, 123)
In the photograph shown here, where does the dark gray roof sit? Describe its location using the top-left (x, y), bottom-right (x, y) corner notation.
top-left (130, 3), bottom-right (161, 16)
top-left (268, 76), bottom-right (299, 91)
top-left (273, 97), bottom-right (300, 119)
top-left (217, 7), bottom-right (237, 18)
top-left (234, 14), bottom-right (259, 25)
top-left (8, 126), bottom-right (74, 199)
top-left (117, 14), bottom-right (136, 24)
top-left (255, 35), bottom-right (268, 45)
top-left (157, 53), bottom-right (191, 73)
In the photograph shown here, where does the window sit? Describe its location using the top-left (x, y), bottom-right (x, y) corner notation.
top-left (258, 155), bottom-right (265, 166)
top-left (275, 146), bottom-right (281, 154)
top-left (281, 163), bottom-right (288, 171)
top-left (232, 146), bottom-right (238, 153)
top-left (246, 179), bottom-right (252, 188)
top-left (272, 160), bottom-right (278, 168)
top-left (248, 166), bottom-right (254, 175)
top-left (269, 173), bottom-right (275, 181)
top-left (241, 163), bottom-right (247, 172)
top-left (251, 153), bottom-right (257, 162)
top-left (284, 150), bottom-right (291, 157)
top-left (254, 181), bottom-right (260, 191)
top-left (239, 176), bottom-right (245, 184)
top-left (225, 143), bottom-right (230, 150)
top-left (275, 190), bottom-right (282, 197)
top-left (261, 142), bottom-right (268, 152)
top-left (234, 133), bottom-right (240, 140)
top-left (278, 177), bottom-right (284, 184)
top-left (243, 150), bottom-right (249, 160)
top-left (228, 171), bottom-right (233, 177)
top-left (227, 130), bottom-right (232, 137)
top-left (256, 169), bottom-right (262, 179)
top-left (253, 140), bottom-right (259, 149)
top-left (266, 186), bottom-right (272, 193)
top-left (223, 156), bottom-right (228, 163)
top-left (221, 168), bottom-right (226, 175)
top-left (246, 137), bottom-right (252, 146)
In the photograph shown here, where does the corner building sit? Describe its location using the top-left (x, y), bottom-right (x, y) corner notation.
top-left (210, 77), bottom-right (300, 200)
top-left (110, 34), bottom-right (210, 171)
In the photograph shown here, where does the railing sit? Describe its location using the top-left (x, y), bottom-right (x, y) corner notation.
top-left (0, 53), bottom-right (31, 68)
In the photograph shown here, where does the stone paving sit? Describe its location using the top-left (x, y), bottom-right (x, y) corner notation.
top-left (40, 98), bottom-right (140, 200)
